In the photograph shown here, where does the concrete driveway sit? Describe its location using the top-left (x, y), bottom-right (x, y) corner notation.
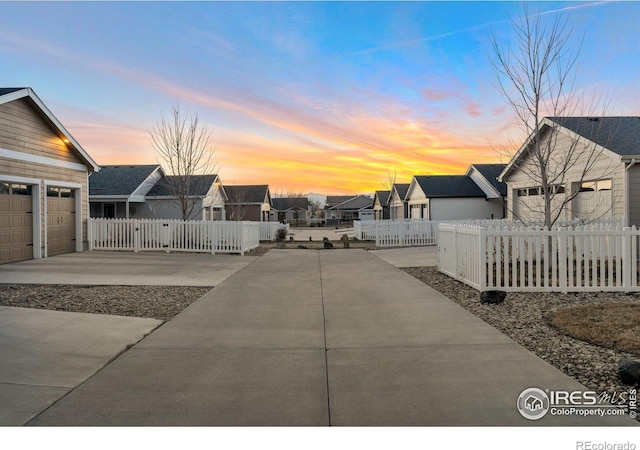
top-left (0, 251), bottom-right (257, 286)
top-left (0, 250), bottom-right (255, 425)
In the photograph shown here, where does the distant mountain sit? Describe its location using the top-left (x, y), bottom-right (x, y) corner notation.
top-left (305, 192), bottom-right (326, 208)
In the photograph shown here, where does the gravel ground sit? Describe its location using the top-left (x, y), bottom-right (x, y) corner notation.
top-left (404, 266), bottom-right (640, 396)
top-left (0, 284), bottom-right (210, 321)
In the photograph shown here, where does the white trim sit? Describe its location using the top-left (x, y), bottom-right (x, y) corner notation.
top-left (0, 174), bottom-right (41, 185)
top-left (0, 147), bottom-right (88, 172)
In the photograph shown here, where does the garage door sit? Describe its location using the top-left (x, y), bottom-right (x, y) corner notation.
top-left (574, 180), bottom-right (612, 220)
top-left (47, 187), bottom-right (76, 256)
top-left (0, 183), bottom-right (33, 264)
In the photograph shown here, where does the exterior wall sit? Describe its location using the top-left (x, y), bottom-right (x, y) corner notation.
top-left (430, 197), bottom-right (503, 220)
top-left (224, 204), bottom-right (261, 222)
top-left (137, 198), bottom-right (205, 220)
top-left (0, 97), bottom-right (92, 257)
top-left (505, 127), bottom-right (625, 223)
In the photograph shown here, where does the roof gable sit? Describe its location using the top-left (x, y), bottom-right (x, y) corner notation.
top-left (391, 183), bottom-right (410, 202)
top-left (466, 164), bottom-right (507, 197)
top-left (0, 87), bottom-right (99, 172)
top-left (89, 164), bottom-right (161, 196)
top-left (373, 190), bottom-right (390, 208)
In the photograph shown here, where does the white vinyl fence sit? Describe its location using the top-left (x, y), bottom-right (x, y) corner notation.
top-left (260, 222), bottom-right (290, 241)
top-left (354, 219), bottom-right (438, 247)
top-left (88, 218), bottom-right (261, 255)
top-left (438, 221), bottom-right (640, 292)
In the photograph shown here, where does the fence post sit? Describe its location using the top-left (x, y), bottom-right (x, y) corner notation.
top-left (558, 227), bottom-right (568, 293)
top-left (453, 225), bottom-right (459, 280)
top-left (622, 227), bottom-right (632, 289)
top-left (479, 227), bottom-right (487, 291)
top-left (133, 219), bottom-right (140, 253)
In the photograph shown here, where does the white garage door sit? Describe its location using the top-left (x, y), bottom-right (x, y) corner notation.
top-left (0, 183), bottom-right (33, 264)
top-left (574, 180), bottom-right (612, 220)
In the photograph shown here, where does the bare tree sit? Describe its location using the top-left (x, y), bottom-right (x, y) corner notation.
top-left (491, 5), bottom-right (614, 228)
top-left (150, 105), bottom-right (215, 221)
top-left (224, 185), bottom-right (251, 221)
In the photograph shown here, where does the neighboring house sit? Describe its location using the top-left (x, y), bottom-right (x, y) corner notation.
top-left (89, 164), bottom-right (162, 218)
top-left (324, 195), bottom-right (374, 224)
top-left (406, 174), bottom-right (504, 220)
top-left (499, 116), bottom-right (640, 225)
top-left (0, 87), bottom-right (100, 263)
top-left (466, 163), bottom-right (507, 218)
top-left (388, 183), bottom-right (410, 220)
top-left (271, 197), bottom-right (311, 225)
top-left (325, 195), bottom-right (355, 209)
top-left (372, 190), bottom-right (390, 220)
top-left (224, 185), bottom-right (272, 221)
top-left (144, 174), bottom-right (226, 220)
top-left (89, 165), bottom-right (226, 220)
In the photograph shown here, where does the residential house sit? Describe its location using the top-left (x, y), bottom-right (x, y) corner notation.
top-left (387, 183), bottom-right (410, 220)
top-left (89, 164), bottom-right (162, 218)
top-left (499, 117), bottom-right (640, 225)
top-left (89, 165), bottom-right (226, 220)
top-left (372, 190), bottom-right (390, 220)
top-left (405, 174), bottom-right (504, 220)
top-left (324, 195), bottom-right (373, 224)
top-left (466, 163), bottom-right (507, 218)
top-left (0, 87), bottom-right (100, 263)
top-left (224, 185), bottom-right (272, 222)
top-left (271, 197), bottom-right (311, 225)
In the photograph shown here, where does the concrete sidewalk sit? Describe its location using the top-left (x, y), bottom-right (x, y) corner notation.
top-left (26, 250), bottom-right (635, 426)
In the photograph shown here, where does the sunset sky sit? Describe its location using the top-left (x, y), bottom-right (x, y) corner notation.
top-left (1, 1), bottom-right (638, 194)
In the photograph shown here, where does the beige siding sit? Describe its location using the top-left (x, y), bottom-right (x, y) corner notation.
top-left (505, 127), bottom-right (625, 222)
top-left (0, 99), bottom-right (82, 164)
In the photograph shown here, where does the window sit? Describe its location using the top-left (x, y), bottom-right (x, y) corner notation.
top-left (0, 182), bottom-right (9, 194)
top-left (580, 179), bottom-right (611, 192)
top-left (11, 184), bottom-right (32, 195)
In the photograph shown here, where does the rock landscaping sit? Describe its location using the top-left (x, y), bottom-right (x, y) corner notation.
top-left (404, 266), bottom-right (640, 395)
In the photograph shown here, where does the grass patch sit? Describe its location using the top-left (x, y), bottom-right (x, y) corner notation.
top-left (546, 303), bottom-right (640, 355)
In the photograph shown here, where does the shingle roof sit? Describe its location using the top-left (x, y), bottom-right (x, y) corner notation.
top-left (329, 195), bottom-right (373, 210)
top-left (147, 175), bottom-right (218, 197)
top-left (0, 88), bottom-right (26, 96)
top-left (325, 195), bottom-right (354, 207)
top-left (224, 185), bottom-right (270, 204)
top-left (470, 164), bottom-right (507, 196)
top-left (374, 190), bottom-right (390, 207)
top-left (89, 165), bottom-right (160, 196)
top-left (549, 117), bottom-right (640, 156)
top-left (272, 197), bottom-right (310, 211)
top-left (392, 183), bottom-right (410, 201)
top-left (413, 175), bottom-right (486, 198)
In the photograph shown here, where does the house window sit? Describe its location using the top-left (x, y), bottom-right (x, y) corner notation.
top-left (12, 184), bottom-right (32, 195)
top-left (580, 179), bottom-right (611, 192)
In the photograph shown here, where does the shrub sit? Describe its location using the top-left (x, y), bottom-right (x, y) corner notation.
top-left (276, 226), bottom-right (288, 241)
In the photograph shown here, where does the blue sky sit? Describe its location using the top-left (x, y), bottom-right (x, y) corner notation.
top-left (1, 1), bottom-right (638, 194)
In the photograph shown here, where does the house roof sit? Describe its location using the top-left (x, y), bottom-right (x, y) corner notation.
top-left (89, 164), bottom-right (160, 196)
top-left (374, 190), bottom-right (390, 207)
top-left (272, 197), bottom-right (310, 211)
top-left (468, 164), bottom-right (507, 196)
top-left (413, 175), bottom-right (486, 198)
top-left (0, 87), bottom-right (100, 172)
top-left (391, 183), bottom-right (410, 202)
top-left (500, 116), bottom-right (640, 181)
top-left (325, 195), bottom-right (355, 207)
top-left (224, 185), bottom-right (271, 204)
top-left (147, 174), bottom-right (219, 197)
top-left (329, 195), bottom-right (373, 210)
top-left (548, 116), bottom-right (640, 156)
